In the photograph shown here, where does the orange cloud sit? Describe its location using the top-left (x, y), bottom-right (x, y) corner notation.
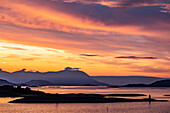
top-left (0, 0), bottom-right (169, 77)
top-left (2, 46), bottom-right (27, 50)
top-left (0, 0), bottom-right (168, 38)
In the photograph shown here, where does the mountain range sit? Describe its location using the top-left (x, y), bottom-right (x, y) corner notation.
top-left (0, 67), bottom-right (169, 86)
top-left (0, 67), bottom-right (106, 86)
top-left (0, 79), bottom-right (14, 86)
top-left (121, 79), bottom-right (170, 87)
top-left (1, 79), bottom-right (170, 87)
top-left (92, 76), bottom-right (165, 85)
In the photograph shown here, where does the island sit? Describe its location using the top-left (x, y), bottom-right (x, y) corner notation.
top-left (0, 85), bottom-right (168, 103)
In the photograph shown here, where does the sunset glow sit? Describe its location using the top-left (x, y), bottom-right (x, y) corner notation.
top-left (0, 0), bottom-right (170, 77)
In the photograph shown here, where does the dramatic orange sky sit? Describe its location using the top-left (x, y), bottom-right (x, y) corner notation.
top-left (0, 0), bottom-right (170, 77)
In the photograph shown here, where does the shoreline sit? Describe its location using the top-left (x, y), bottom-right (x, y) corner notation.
top-left (0, 85), bottom-right (169, 103)
top-left (9, 97), bottom-right (168, 103)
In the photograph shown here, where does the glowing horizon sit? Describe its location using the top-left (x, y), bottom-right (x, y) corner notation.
top-left (0, 0), bottom-right (170, 78)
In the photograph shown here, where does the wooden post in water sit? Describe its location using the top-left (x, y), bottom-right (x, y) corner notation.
top-left (149, 94), bottom-right (151, 102)
top-left (107, 107), bottom-right (109, 113)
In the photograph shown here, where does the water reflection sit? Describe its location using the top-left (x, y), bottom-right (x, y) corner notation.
top-left (0, 99), bottom-right (169, 113)
top-left (31, 86), bottom-right (170, 100)
top-left (0, 87), bottom-right (170, 113)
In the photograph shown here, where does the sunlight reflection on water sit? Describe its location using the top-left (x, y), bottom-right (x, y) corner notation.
top-left (32, 86), bottom-right (170, 100)
top-left (0, 87), bottom-right (170, 113)
top-left (0, 101), bottom-right (170, 113)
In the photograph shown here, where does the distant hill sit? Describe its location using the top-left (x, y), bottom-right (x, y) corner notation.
top-left (0, 68), bottom-right (107, 86)
top-left (121, 79), bottom-right (170, 87)
top-left (150, 79), bottom-right (170, 87)
top-left (1, 67), bottom-right (168, 86)
top-left (25, 80), bottom-right (54, 86)
top-left (92, 76), bottom-right (165, 85)
top-left (0, 79), bottom-right (14, 86)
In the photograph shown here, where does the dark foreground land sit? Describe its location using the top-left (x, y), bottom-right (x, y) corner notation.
top-left (0, 85), bottom-right (168, 103)
top-left (10, 95), bottom-right (168, 103)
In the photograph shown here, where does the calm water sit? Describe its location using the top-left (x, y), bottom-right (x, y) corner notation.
top-left (0, 86), bottom-right (170, 113)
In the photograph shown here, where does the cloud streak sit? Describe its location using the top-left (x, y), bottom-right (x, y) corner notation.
top-left (80, 53), bottom-right (99, 57)
top-left (0, 0), bottom-right (169, 77)
top-left (2, 46), bottom-right (27, 50)
top-left (115, 56), bottom-right (157, 59)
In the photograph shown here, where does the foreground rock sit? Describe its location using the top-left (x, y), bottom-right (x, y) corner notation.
top-left (0, 85), bottom-right (45, 97)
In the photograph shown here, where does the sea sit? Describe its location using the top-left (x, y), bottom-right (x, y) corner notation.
top-left (0, 86), bottom-right (170, 113)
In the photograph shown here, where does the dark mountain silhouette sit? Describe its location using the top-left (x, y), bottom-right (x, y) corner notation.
top-left (0, 67), bottom-right (107, 86)
top-left (0, 67), bottom-right (168, 86)
top-left (150, 79), bottom-right (170, 87)
top-left (121, 79), bottom-right (170, 87)
top-left (25, 80), bottom-right (54, 86)
top-left (93, 76), bottom-right (165, 85)
top-left (0, 79), bottom-right (15, 86)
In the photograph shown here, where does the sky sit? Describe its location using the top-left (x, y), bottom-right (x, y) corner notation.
top-left (0, 0), bottom-right (170, 77)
